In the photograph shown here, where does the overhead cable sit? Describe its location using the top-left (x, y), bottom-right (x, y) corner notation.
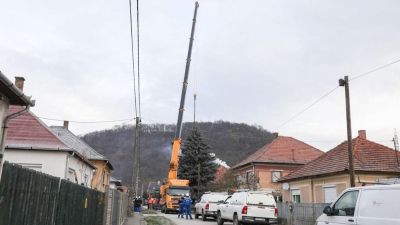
top-left (37, 116), bottom-right (135, 124)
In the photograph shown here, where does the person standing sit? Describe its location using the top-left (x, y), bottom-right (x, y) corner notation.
top-left (184, 194), bottom-right (193, 220)
top-left (178, 196), bottom-right (185, 218)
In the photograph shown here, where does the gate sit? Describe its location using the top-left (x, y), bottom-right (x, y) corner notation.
top-left (277, 202), bottom-right (329, 225)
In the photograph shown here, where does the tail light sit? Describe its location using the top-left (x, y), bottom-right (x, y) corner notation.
top-left (205, 203), bottom-right (209, 210)
top-left (242, 205), bottom-right (248, 215)
top-left (274, 207), bottom-right (278, 217)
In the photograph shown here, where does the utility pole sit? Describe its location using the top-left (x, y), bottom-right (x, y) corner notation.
top-left (393, 130), bottom-right (400, 167)
top-left (131, 117), bottom-right (141, 196)
top-left (339, 76), bottom-right (356, 187)
top-left (194, 93), bottom-right (197, 124)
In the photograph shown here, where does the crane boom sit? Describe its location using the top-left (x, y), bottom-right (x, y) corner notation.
top-left (168, 1), bottom-right (199, 180)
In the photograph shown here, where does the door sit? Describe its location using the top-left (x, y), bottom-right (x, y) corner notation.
top-left (220, 196), bottom-right (232, 219)
top-left (320, 190), bottom-right (359, 225)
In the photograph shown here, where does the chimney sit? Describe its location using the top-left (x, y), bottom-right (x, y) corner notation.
top-left (63, 121), bottom-right (69, 129)
top-left (272, 132), bottom-right (279, 138)
top-left (15, 76), bottom-right (25, 91)
top-left (358, 130), bottom-right (366, 139)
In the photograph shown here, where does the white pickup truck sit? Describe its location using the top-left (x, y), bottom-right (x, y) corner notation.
top-left (195, 192), bottom-right (230, 221)
top-left (216, 190), bottom-right (278, 225)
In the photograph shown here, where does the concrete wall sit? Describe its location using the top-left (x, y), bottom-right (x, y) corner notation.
top-left (282, 173), bottom-right (400, 203)
top-left (4, 149), bottom-right (68, 178)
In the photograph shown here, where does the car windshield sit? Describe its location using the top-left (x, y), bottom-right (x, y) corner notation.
top-left (247, 193), bottom-right (275, 206)
top-left (209, 194), bottom-right (230, 203)
top-left (167, 188), bottom-right (190, 196)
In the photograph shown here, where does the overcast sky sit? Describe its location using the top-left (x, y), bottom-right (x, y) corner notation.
top-left (1, 0), bottom-right (399, 151)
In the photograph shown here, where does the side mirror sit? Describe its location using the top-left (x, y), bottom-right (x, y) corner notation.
top-left (323, 206), bottom-right (333, 216)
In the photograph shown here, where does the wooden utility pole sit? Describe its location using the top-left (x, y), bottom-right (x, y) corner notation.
top-left (339, 76), bottom-right (356, 187)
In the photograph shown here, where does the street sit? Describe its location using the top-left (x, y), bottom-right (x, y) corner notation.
top-left (144, 211), bottom-right (234, 225)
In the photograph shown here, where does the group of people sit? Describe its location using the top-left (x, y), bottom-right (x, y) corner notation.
top-left (178, 193), bottom-right (193, 220)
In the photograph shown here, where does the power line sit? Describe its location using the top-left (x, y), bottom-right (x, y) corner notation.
top-left (351, 58), bottom-right (400, 81)
top-left (37, 116), bottom-right (135, 124)
top-left (277, 85), bottom-right (339, 129)
top-left (277, 57), bottom-right (400, 130)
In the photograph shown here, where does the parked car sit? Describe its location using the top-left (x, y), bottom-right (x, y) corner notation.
top-left (316, 184), bottom-right (400, 225)
top-left (216, 190), bottom-right (278, 225)
top-left (195, 192), bottom-right (230, 221)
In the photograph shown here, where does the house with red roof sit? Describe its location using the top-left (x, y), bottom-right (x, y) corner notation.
top-left (0, 74), bottom-right (35, 175)
top-left (279, 130), bottom-right (400, 204)
top-left (231, 133), bottom-right (323, 199)
top-left (2, 77), bottom-right (96, 187)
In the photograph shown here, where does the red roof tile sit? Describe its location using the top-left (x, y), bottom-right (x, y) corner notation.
top-left (279, 133), bottom-right (400, 182)
top-left (5, 106), bottom-right (70, 150)
top-left (233, 136), bottom-right (323, 168)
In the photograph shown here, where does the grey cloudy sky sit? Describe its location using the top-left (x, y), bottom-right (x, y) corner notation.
top-left (1, 0), bottom-right (399, 151)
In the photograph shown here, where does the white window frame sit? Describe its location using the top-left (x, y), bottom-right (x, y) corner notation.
top-left (323, 185), bottom-right (337, 203)
top-left (291, 189), bottom-right (301, 203)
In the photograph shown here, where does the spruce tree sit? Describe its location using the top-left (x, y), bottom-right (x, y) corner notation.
top-left (178, 127), bottom-right (218, 198)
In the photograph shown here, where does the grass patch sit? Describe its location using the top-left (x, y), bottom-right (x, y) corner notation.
top-left (144, 216), bottom-right (176, 225)
top-left (141, 209), bottom-right (158, 214)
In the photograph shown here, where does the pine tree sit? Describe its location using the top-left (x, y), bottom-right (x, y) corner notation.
top-left (178, 127), bottom-right (218, 198)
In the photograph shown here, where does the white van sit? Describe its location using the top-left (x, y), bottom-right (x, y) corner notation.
top-left (316, 184), bottom-right (400, 225)
top-left (217, 190), bottom-right (278, 225)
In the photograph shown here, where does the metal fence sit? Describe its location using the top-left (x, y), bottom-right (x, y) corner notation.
top-left (0, 162), bottom-right (105, 225)
top-left (277, 202), bottom-right (330, 225)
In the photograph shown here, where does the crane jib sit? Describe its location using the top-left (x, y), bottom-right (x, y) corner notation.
top-left (174, 1), bottom-right (199, 140)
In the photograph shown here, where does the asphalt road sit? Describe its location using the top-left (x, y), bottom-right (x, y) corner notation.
top-left (151, 211), bottom-right (234, 225)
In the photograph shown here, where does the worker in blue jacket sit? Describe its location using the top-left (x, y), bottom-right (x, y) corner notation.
top-left (184, 193), bottom-right (193, 220)
top-left (178, 195), bottom-right (185, 218)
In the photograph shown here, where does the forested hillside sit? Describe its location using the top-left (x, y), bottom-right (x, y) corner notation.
top-left (82, 121), bottom-right (274, 185)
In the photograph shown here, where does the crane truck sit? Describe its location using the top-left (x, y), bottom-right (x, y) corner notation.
top-left (160, 1), bottom-right (199, 214)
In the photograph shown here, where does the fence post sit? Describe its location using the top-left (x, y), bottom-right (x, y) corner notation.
top-left (102, 186), bottom-right (110, 225)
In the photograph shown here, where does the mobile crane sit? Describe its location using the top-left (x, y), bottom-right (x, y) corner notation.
top-left (160, 1), bottom-right (199, 213)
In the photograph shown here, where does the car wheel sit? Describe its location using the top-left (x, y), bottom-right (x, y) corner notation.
top-left (217, 212), bottom-right (225, 225)
top-left (195, 213), bottom-right (199, 219)
top-left (233, 214), bottom-right (242, 225)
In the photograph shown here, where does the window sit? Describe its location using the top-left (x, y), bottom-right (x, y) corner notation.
top-left (324, 185), bottom-right (337, 203)
top-left (271, 171), bottom-right (282, 183)
top-left (292, 189), bottom-right (301, 203)
top-left (332, 190), bottom-right (359, 217)
top-left (246, 171), bottom-right (254, 183)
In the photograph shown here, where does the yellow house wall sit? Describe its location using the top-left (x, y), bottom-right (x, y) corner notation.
top-left (91, 160), bottom-right (111, 192)
top-left (282, 172), bottom-right (400, 203)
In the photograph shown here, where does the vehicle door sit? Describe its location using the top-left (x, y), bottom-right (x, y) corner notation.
top-left (357, 189), bottom-right (400, 225)
top-left (222, 194), bottom-right (237, 220)
top-left (219, 196), bottom-right (231, 219)
top-left (319, 190), bottom-right (359, 225)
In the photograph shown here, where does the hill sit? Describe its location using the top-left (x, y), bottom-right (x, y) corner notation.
top-left (82, 121), bottom-right (274, 186)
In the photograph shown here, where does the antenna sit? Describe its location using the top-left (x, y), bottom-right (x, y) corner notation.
top-left (393, 129), bottom-right (399, 151)
top-left (393, 129), bottom-right (400, 167)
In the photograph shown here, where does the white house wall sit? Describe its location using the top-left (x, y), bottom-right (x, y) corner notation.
top-left (67, 155), bottom-right (94, 188)
top-left (4, 149), bottom-right (68, 178)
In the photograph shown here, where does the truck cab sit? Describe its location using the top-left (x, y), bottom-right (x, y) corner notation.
top-left (160, 179), bottom-right (190, 213)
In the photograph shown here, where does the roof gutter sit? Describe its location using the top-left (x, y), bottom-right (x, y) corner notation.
top-left (0, 105), bottom-right (31, 180)
top-left (0, 71), bottom-right (35, 107)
